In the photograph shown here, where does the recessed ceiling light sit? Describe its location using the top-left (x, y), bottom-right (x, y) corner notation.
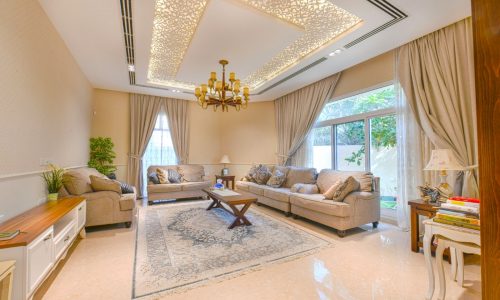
top-left (127, 64), bottom-right (135, 72)
top-left (171, 89), bottom-right (181, 93)
top-left (328, 49), bottom-right (343, 57)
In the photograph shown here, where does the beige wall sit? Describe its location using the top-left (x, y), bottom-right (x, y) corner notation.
top-left (0, 0), bottom-right (93, 221)
top-left (91, 89), bottom-right (130, 180)
top-left (333, 50), bottom-right (394, 99)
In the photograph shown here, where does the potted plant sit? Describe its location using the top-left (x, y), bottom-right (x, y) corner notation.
top-left (88, 137), bottom-right (117, 177)
top-left (41, 164), bottom-right (64, 201)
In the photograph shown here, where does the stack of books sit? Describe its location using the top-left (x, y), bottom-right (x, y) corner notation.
top-left (433, 196), bottom-right (480, 230)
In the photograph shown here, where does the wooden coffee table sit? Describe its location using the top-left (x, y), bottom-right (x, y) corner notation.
top-left (203, 188), bottom-right (257, 229)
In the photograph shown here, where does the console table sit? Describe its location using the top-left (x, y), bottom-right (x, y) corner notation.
top-left (0, 197), bottom-right (86, 300)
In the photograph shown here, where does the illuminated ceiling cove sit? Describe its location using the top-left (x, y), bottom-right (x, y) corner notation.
top-left (147, 0), bottom-right (362, 91)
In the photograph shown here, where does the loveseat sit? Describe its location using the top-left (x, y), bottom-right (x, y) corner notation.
top-left (236, 166), bottom-right (380, 237)
top-left (146, 164), bottom-right (211, 202)
top-left (60, 167), bottom-right (136, 228)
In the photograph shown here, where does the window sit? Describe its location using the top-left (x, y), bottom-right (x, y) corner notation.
top-left (142, 111), bottom-right (177, 195)
top-left (312, 85), bottom-right (397, 211)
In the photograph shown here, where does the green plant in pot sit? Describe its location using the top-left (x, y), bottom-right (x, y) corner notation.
top-left (88, 137), bottom-right (117, 177)
top-left (42, 164), bottom-right (64, 201)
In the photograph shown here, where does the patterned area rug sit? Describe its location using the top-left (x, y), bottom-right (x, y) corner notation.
top-left (132, 201), bottom-right (331, 299)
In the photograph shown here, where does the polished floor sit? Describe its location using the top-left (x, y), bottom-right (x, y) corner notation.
top-left (35, 200), bottom-right (481, 300)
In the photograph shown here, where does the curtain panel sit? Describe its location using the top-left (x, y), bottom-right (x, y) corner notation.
top-left (275, 73), bottom-right (341, 166)
top-left (128, 94), bottom-right (163, 197)
top-left (164, 98), bottom-right (190, 164)
top-left (397, 17), bottom-right (478, 198)
top-left (128, 94), bottom-right (191, 197)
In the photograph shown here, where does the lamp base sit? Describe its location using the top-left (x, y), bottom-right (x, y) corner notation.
top-left (221, 168), bottom-right (229, 176)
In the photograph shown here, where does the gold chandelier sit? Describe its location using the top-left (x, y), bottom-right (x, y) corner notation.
top-left (194, 60), bottom-right (249, 112)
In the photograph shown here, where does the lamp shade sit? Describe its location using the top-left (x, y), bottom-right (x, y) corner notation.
top-left (219, 155), bottom-right (231, 164)
top-left (424, 149), bottom-right (464, 171)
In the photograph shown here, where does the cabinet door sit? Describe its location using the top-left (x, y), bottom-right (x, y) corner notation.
top-left (77, 201), bottom-right (86, 230)
top-left (27, 228), bottom-right (54, 294)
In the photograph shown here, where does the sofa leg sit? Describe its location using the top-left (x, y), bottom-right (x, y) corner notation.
top-left (256, 202), bottom-right (261, 206)
top-left (337, 230), bottom-right (347, 238)
top-left (372, 221), bottom-right (379, 229)
top-left (292, 214), bottom-right (299, 220)
top-left (125, 221), bottom-right (132, 228)
top-left (284, 212), bottom-right (291, 217)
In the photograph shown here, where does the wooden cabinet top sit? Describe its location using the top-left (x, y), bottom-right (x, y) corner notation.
top-left (0, 197), bottom-right (85, 249)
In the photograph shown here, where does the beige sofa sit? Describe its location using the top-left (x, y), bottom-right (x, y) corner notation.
top-left (60, 167), bottom-right (136, 228)
top-left (146, 164), bottom-right (211, 202)
top-left (236, 167), bottom-right (380, 237)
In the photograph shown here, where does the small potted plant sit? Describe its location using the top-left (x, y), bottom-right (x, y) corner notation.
top-left (41, 164), bottom-right (65, 201)
top-left (88, 137), bottom-right (117, 178)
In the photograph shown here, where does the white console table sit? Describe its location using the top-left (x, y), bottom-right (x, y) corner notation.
top-left (0, 197), bottom-right (86, 300)
top-left (423, 219), bottom-right (480, 300)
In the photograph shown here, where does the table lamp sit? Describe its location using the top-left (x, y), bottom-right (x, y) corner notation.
top-left (424, 149), bottom-right (464, 197)
top-left (219, 154), bottom-right (231, 176)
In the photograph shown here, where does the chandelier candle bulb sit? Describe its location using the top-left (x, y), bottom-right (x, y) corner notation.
top-left (243, 87), bottom-right (249, 95)
top-left (229, 72), bottom-right (235, 81)
top-left (195, 87), bottom-right (201, 97)
top-left (210, 72), bottom-right (216, 80)
top-left (201, 84), bottom-right (207, 93)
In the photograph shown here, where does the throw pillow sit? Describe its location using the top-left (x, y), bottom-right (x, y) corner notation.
top-left (329, 176), bottom-right (360, 201)
top-left (253, 164), bottom-right (272, 184)
top-left (167, 169), bottom-right (182, 183)
top-left (120, 182), bottom-right (135, 194)
top-left (244, 165), bottom-right (258, 182)
top-left (89, 175), bottom-right (122, 194)
top-left (323, 180), bottom-right (343, 200)
top-left (266, 169), bottom-right (286, 188)
top-left (156, 168), bottom-right (170, 184)
top-left (148, 172), bottom-right (160, 184)
top-left (291, 183), bottom-right (319, 194)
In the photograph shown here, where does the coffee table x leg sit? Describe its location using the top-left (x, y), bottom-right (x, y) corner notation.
top-left (228, 203), bottom-right (252, 229)
top-left (206, 197), bottom-right (221, 210)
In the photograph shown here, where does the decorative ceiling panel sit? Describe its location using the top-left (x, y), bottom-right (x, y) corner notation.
top-left (147, 0), bottom-right (361, 91)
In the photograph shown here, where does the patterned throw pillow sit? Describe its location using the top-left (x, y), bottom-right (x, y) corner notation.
top-left (244, 165), bottom-right (258, 182)
top-left (89, 175), bottom-right (122, 194)
top-left (148, 172), bottom-right (160, 184)
top-left (266, 169), bottom-right (286, 188)
top-left (156, 168), bottom-right (169, 184)
top-left (291, 183), bottom-right (319, 194)
top-left (253, 164), bottom-right (272, 184)
top-left (120, 182), bottom-right (135, 194)
top-left (168, 169), bottom-right (182, 183)
top-left (323, 180), bottom-right (343, 199)
top-left (326, 176), bottom-right (360, 201)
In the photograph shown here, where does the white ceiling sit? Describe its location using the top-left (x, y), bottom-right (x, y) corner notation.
top-left (38, 0), bottom-right (471, 102)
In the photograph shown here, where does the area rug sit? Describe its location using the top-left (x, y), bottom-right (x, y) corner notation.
top-left (132, 201), bottom-right (331, 299)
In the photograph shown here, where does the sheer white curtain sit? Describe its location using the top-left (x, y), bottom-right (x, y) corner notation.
top-left (142, 109), bottom-right (177, 195)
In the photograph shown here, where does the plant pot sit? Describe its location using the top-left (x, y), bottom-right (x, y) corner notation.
top-left (47, 193), bottom-right (58, 201)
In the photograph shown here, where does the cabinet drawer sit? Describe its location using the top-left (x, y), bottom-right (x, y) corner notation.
top-left (27, 227), bottom-right (54, 294)
top-left (54, 220), bottom-right (76, 260)
top-left (77, 201), bottom-right (86, 230)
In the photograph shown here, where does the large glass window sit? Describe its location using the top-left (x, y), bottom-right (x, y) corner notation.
top-left (142, 111), bottom-right (177, 195)
top-left (312, 84), bottom-right (397, 211)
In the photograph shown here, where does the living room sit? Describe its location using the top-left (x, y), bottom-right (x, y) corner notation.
top-left (0, 0), bottom-right (498, 299)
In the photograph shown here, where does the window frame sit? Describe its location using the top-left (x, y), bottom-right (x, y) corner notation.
top-left (313, 82), bottom-right (396, 172)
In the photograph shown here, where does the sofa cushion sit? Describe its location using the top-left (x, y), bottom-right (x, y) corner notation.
top-left (63, 168), bottom-right (105, 195)
top-left (168, 169), bottom-right (182, 183)
top-left (119, 193), bottom-right (136, 211)
top-left (156, 168), bottom-right (170, 184)
top-left (266, 169), bottom-right (286, 188)
top-left (248, 183), bottom-right (269, 196)
top-left (236, 181), bottom-right (251, 191)
top-left (291, 183), bottom-right (319, 194)
top-left (283, 167), bottom-right (317, 188)
top-left (290, 194), bottom-right (351, 217)
top-left (316, 169), bottom-right (373, 194)
top-left (90, 175), bottom-right (122, 194)
top-left (178, 165), bottom-right (205, 182)
top-left (244, 165), bottom-right (258, 182)
top-left (263, 188), bottom-right (292, 203)
top-left (147, 183), bottom-right (183, 193)
top-left (181, 181), bottom-right (211, 191)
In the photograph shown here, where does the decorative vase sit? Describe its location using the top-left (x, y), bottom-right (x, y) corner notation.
top-left (47, 193), bottom-right (58, 201)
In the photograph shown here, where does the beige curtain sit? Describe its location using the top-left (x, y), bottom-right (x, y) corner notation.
top-left (275, 73), bottom-right (341, 166)
top-left (164, 98), bottom-right (190, 164)
top-left (128, 93), bottom-right (163, 197)
top-left (397, 18), bottom-right (478, 197)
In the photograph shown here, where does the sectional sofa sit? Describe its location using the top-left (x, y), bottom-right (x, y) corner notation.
top-left (236, 166), bottom-right (380, 237)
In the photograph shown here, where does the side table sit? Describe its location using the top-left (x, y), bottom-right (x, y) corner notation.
top-left (215, 175), bottom-right (235, 190)
top-left (408, 199), bottom-right (441, 252)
